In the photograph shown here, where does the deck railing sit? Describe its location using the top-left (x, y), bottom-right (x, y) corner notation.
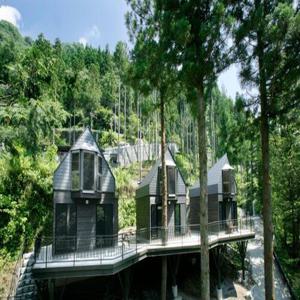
top-left (34, 217), bottom-right (254, 268)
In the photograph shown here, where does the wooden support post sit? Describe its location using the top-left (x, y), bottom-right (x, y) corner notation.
top-left (161, 256), bottom-right (167, 300)
top-left (48, 279), bottom-right (55, 300)
top-left (237, 241), bottom-right (248, 282)
top-left (169, 255), bottom-right (180, 299)
top-left (118, 268), bottom-right (131, 300)
top-left (212, 247), bottom-right (223, 300)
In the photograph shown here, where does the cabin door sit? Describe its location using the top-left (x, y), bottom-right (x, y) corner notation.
top-left (96, 204), bottom-right (113, 247)
top-left (76, 203), bottom-right (96, 251)
top-left (55, 204), bottom-right (76, 254)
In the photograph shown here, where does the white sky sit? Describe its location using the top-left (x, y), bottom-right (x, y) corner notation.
top-left (218, 64), bottom-right (242, 100)
top-left (0, 2), bottom-right (245, 100)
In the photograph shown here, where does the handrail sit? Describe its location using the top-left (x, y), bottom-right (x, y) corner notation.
top-left (7, 241), bottom-right (25, 300)
top-left (273, 251), bottom-right (297, 300)
top-left (33, 218), bottom-right (255, 269)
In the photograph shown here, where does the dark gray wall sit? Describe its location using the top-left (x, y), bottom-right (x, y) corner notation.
top-left (208, 194), bottom-right (219, 223)
top-left (189, 196), bottom-right (199, 225)
top-left (190, 193), bottom-right (238, 225)
top-left (189, 193), bottom-right (219, 225)
top-left (136, 196), bottom-right (150, 233)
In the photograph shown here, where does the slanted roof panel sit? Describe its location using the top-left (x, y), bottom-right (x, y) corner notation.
top-left (137, 147), bottom-right (179, 192)
top-left (71, 128), bottom-right (100, 153)
top-left (189, 154), bottom-right (230, 195)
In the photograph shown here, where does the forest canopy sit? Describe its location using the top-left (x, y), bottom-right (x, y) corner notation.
top-left (0, 11), bottom-right (299, 294)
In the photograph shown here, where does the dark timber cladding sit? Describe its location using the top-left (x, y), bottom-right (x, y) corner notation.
top-left (189, 154), bottom-right (237, 225)
top-left (136, 148), bottom-right (188, 239)
top-left (53, 128), bottom-right (117, 253)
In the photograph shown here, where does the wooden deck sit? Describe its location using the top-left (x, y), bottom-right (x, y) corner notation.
top-left (33, 223), bottom-right (255, 279)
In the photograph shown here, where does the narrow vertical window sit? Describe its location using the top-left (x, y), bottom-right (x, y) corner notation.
top-left (222, 170), bottom-right (232, 194)
top-left (83, 152), bottom-right (95, 191)
top-left (71, 152), bottom-right (80, 190)
top-left (157, 167), bottom-right (162, 195)
top-left (167, 167), bottom-right (176, 196)
top-left (55, 204), bottom-right (76, 253)
top-left (96, 156), bottom-right (102, 191)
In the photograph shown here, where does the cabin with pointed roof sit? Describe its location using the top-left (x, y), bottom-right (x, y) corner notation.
top-left (189, 154), bottom-right (237, 225)
top-left (53, 128), bottom-right (117, 253)
top-left (136, 148), bottom-right (187, 240)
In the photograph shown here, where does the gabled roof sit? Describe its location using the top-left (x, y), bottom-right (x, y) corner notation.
top-left (137, 147), bottom-right (179, 189)
top-left (71, 127), bottom-right (100, 153)
top-left (190, 153), bottom-right (232, 191)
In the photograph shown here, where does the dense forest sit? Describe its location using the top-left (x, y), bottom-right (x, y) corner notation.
top-left (0, 0), bottom-right (299, 295)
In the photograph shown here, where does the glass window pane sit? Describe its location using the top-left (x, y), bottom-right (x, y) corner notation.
top-left (222, 170), bottom-right (232, 193)
top-left (55, 204), bottom-right (76, 253)
top-left (96, 205), bottom-right (105, 235)
top-left (72, 152), bottom-right (79, 171)
top-left (96, 175), bottom-right (101, 191)
top-left (175, 204), bottom-right (181, 226)
top-left (98, 156), bottom-right (102, 174)
top-left (168, 167), bottom-right (176, 195)
top-left (96, 204), bottom-right (113, 235)
top-left (56, 204), bottom-right (67, 236)
top-left (71, 152), bottom-right (80, 190)
top-left (56, 204), bottom-right (76, 236)
top-left (83, 152), bottom-right (95, 190)
top-left (69, 205), bottom-right (76, 235)
top-left (157, 167), bottom-right (162, 194)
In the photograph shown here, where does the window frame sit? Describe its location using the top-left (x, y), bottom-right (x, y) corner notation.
top-left (167, 166), bottom-right (177, 197)
top-left (55, 204), bottom-right (77, 237)
top-left (71, 150), bottom-right (80, 191)
top-left (82, 150), bottom-right (96, 193)
top-left (222, 169), bottom-right (233, 195)
top-left (96, 155), bottom-right (102, 192)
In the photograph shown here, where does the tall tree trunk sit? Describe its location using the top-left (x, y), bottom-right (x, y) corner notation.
top-left (257, 31), bottom-right (275, 300)
top-left (197, 82), bottom-right (210, 300)
top-left (160, 89), bottom-right (168, 300)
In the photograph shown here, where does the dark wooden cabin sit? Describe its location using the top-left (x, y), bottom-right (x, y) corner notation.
top-left (189, 154), bottom-right (237, 226)
top-left (53, 128), bottom-right (117, 253)
top-left (136, 148), bottom-right (187, 240)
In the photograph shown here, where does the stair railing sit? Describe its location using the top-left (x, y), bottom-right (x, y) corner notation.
top-left (7, 240), bottom-right (25, 300)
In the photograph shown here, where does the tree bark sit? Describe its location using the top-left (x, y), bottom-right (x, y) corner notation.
top-left (160, 89), bottom-right (168, 300)
top-left (257, 30), bottom-right (275, 300)
top-left (197, 82), bottom-right (210, 300)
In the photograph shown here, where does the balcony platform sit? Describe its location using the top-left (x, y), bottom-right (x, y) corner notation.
top-left (33, 220), bottom-right (255, 280)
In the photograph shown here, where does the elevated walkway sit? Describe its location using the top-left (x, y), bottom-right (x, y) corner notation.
top-left (33, 218), bottom-right (255, 280)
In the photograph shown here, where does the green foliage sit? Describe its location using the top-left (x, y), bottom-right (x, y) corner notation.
top-left (175, 153), bottom-right (197, 187)
top-left (100, 130), bottom-right (119, 148)
top-left (0, 145), bottom-right (57, 257)
top-left (0, 10), bottom-right (299, 297)
top-left (114, 165), bottom-right (138, 229)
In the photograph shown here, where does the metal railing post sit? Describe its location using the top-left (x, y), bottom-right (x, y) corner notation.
top-left (136, 231), bottom-right (138, 254)
top-left (73, 237), bottom-right (76, 267)
top-left (122, 233), bottom-right (124, 260)
top-left (45, 241), bottom-right (48, 268)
